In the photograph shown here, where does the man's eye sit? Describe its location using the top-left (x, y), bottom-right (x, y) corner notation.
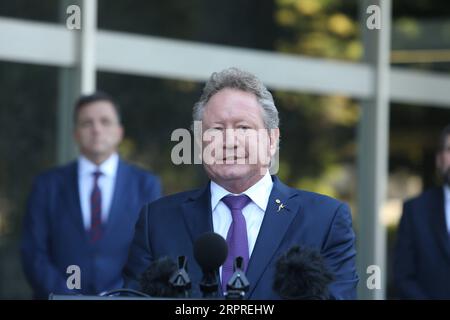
top-left (80, 121), bottom-right (93, 128)
top-left (101, 118), bottom-right (113, 126)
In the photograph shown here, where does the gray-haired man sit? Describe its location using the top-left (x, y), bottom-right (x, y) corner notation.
top-left (123, 68), bottom-right (358, 299)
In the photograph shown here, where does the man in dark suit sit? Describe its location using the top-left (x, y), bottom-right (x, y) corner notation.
top-left (394, 124), bottom-right (450, 299)
top-left (21, 92), bottom-right (162, 299)
top-left (123, 68), bottom-right (358, 299)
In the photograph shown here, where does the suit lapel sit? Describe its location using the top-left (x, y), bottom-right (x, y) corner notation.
top-left (246, 176), bottom-right (300, 298)
top-left (430, 187), bottom-right (450, 262)
top-left (102, 160), bottom-right (129, 237)
top-left (180, 184), bottom-right (221, 296)
top-left (65, 162), bottom-right (86, 238)
top-left (180, 183), bottom-right (214, 243)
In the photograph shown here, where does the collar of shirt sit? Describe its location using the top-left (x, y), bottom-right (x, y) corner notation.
top-left (78, 153), bottom-right (119, 178)
top-left (210, 170), bottom-right (274, 213)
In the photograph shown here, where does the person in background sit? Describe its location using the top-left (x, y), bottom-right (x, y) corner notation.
top-left (394, 124), bottom-right (450, 299)
top-left (21, 91), bottom-right (162, 299)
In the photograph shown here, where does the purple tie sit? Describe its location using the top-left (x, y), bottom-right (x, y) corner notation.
top-left (221, 194), bottom-right (252, 291)
top-left (90, 170), bottom-right (103, 243)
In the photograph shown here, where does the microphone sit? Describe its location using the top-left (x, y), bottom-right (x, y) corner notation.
top-left (140, 255), bottom-right (191, 298)
top-left (224, 256), bottom-right (250, 300)
top-left (273, 246), bottom-right (334, 300)
top-left (193, 232), bottom-right (228, 298)
top-left (169, 256), bottom-right (191, 298)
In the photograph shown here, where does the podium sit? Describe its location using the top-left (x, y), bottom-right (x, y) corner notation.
top-left (49, 294), bottom-right (153, 300)
top-left (48, 288), bottom-right (158, 300)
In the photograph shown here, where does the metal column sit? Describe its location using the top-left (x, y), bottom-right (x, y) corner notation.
top-left (56, 0), bottom-right (97, 164)
top-left (357, 0), bottom-right (392, 300)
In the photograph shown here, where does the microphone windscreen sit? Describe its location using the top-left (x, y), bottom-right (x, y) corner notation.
top-left (193, 232), bottom-right (228, 272)
top-left (140, 256), bottom-right (178, 297)
top-left (273, 246), bottom-right (334, 300)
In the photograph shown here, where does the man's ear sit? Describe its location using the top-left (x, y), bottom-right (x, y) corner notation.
top-left (73, 128), bottom-right (79, 144)
top-left (118, 125), bottom-right (124, 142)
top-left (192, 121), bottom-right (204, 162)
top-left (194, 130), bottom-right (202, 148)
top-left (436, 152), bottom-right (443, 171)
top-left (269, 128), bottom-right (280, 157)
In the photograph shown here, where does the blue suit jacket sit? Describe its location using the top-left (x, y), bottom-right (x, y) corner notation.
top-left (123, 176), bottom-right (358, 299)
top-left (394, 187), bottom-right (450, 299)
top-left (21, 159), bottom-right (162, 299)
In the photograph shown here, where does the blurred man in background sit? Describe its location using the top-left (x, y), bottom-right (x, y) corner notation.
top-left (21, 92), bottom-right (162, 299)
top-left (394, 124), bottom-right (450, 299)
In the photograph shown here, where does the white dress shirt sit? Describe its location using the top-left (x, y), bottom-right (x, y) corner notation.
top-left (210, 170), bottom-right (273, 278)
top-left (444, 185), bottom-right (450, 234)
top-left (78, 153), bottom-right (119, 230)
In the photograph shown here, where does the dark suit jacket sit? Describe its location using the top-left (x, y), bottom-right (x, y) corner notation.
top-left (21, 159), bottom-right (162, 299)
top-left (123, 176), bottom-right (358, 299)
top-left (394, 187), bottom-right (450, 299)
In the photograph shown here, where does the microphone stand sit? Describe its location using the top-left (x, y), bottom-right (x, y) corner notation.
top-left (169, 256), bottom-right (191, 298)
top-left (224, 257), bottom-right (249, 300)
top-left (199, 271), bottom-right (220, 298)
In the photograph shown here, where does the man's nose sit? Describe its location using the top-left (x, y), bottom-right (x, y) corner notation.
top-left (91, 121), bottom-right (103, 133)
top-left (224, 129), bottom-right (237, 149)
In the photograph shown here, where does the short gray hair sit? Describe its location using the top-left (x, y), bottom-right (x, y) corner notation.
top-left (192, 67), bottom-right (279, 129)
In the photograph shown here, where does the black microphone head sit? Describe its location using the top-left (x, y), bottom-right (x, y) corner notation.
top-left (140, 256), bottom-right (178, 297)
top-left (193, 232), bottom-right (228, 272)
top-left (273, 246), bottom-right (334, 300)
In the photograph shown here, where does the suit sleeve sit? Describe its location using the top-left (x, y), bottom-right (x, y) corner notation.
top-left (321, 203), bottom-right (359, 300)
top-left (20, 176), bottom-right (73, 299)
top-left (144, 175), bottom-right (162, 203)
top-left (123, 204), bottom-right (153, 290)
top-left (393, 201), bottom-right (428, 299)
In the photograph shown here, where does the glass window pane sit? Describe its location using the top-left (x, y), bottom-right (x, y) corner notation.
top-left (0, 62), bottom-right (58, 298)
top-left (97, 0), bottom-right (361, 61)
top-left (0, 0), bottom-right (59, 23)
